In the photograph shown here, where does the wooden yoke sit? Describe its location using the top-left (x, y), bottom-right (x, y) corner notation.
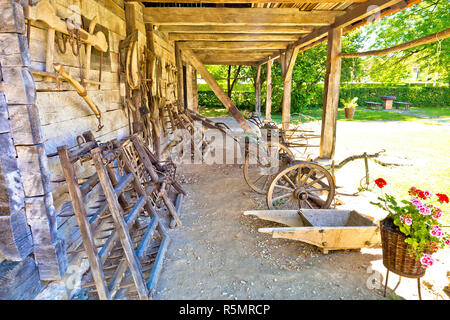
top-left (179, 46), bottom-right (253, 133)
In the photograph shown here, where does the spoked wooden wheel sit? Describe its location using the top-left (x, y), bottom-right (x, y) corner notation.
top-left (267, 162), bottom-right (335, 209)
top-left (243, 142), bottom-right (294, 194)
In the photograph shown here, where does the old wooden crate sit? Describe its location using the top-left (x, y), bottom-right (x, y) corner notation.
top-left (244, 209), bottom-right (381, 254)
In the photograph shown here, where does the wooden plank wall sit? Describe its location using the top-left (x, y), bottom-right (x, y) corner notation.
top-left (26, 0), bottom-right (133, 266)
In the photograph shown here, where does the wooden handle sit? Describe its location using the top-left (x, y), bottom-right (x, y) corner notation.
top-left (54, 64), bottom-right (104, 131)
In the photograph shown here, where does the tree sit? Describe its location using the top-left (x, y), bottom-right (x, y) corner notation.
top-left (226, 65), bottom-right (241, 98)
top-left (362, 0), bottom-right (450, 83)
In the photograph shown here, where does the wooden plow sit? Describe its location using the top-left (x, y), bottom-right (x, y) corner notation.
top-left (244, 209), bottom-right (380, 254)
top-left (57, 133), bottom-right (185, 299)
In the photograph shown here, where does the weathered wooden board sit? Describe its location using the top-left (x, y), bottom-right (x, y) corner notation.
top-left (15, 144), bottom-right (51, 197)
top-left (0, 209), bottom-right (34, 261)
top-left (0, 256), bottom-right (42, 300)
top-left (0, 93), bottom-right (10, 134)
top-left (0, 33), bottom-right (30, 67)
top-left (7, 104), bottom-right (43, 145)
top-left (0, 132), bottom-right (25, 216)
top-left (1, 66), bottom-right (36, 105)
top-left (25, 193), bottom-right (57, 245)
top-left (33, 238), bottom-right (67, 280)
top-left (0, 0), bottom-right (26, 34)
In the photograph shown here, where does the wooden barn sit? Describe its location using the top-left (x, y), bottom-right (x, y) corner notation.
top-left (0, 0), bottom-right (425, 299)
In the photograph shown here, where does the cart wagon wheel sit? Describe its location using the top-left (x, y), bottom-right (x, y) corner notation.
top-left (267, 162), bottom-right (335, 209)
top-left (243, 141), bottom-right (294, 194)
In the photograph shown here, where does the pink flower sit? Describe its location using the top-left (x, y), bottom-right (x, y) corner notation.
top-left (420, 254), bottom-right (434, 267)
top-left (423, 190), bottom-right (433, 197)
top-left (419, 206), bottom-right (431, 215)
top-left (411, 198), bottom-right (422, 207)
top-left (445, 239), bottom-right (450, 247)
top-left (404, 218), bottom-right (413, 226)
top-left (432, 209), bottom-right (443, 220)
top-left (430, 225), bottom-right (444, 238)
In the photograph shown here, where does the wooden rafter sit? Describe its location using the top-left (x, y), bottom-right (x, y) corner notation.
top-left (169, 33), bottom-right (301, 42)
top-left (177, 41), bottom-right (290, 50)
top-left (158, 25), bottom-right (313, 34)
top-left (143, 8), bottom-right (345, 26)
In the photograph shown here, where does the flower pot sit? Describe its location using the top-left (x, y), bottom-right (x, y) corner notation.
top-left (380, 218), bottom-right (427, 278)
top-left (344, 107), bottom-right (355, 119)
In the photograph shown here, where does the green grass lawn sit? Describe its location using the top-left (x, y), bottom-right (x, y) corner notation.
top-left (199, 106), bottom-right (445, 122)
top-left (410, 107), bottom-right (450, 119)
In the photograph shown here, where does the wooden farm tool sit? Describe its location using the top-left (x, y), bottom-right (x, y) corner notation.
top-left (58, 139), bottom-right (170, 300)
top-left (125, 134), bottom-right (186, 228)
top-left (28, 0), bottom-right (108, 52)
top-left (53, 64), bottom-right (103, 131)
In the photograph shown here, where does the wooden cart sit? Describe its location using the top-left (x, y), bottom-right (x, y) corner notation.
top-left (244, 209), bottom-right (380, 254)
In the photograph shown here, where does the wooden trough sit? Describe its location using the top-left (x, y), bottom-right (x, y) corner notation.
top-left (244, 209), bottom-right (381, 254)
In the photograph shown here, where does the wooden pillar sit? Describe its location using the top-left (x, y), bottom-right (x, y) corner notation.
top-left (185, 64), bottom-right (195, 110)
top-left (192, 68), bottom-right (198, 111)
top-left (255, 64), bottom-right (261, 116)
top-left (180, 47), bottom-right (253, 132)
top-left (265, 59), bottom-right (272, 120)
top-left (175, 43), bottom-right (185, 108)
top-left (281, 47), bottom-right (298, 130)
top-left (320, 28), bottom-right (342, 160)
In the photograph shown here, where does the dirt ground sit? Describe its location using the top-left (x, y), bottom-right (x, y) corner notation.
top-left (153, 117), bottom-right (449, 300)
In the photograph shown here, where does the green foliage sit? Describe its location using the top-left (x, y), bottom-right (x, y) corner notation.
top-left (340, 97), bottom-right (359, 109)
top-left (362, 0), bottom-right (450, 83)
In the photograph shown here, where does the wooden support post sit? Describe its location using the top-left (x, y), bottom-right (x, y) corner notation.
top-left (265, 59), bottom-right (272, 120)
top-left (192, 68), bottom-right (199, 111)
top-left (281, 47), bottom-right (298, 130)
top-left (185, 64), bottom-right (195, 111)
top-left (175, 43), bottom-right (185, 108)
top-left (255, 64), bottom-right (261, 116)
top-left (320, 28), bottom-right (342, 160)
top-left (180, 46), bottom-right (253, 132)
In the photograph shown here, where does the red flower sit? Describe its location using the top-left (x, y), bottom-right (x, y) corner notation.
top-left (436, 193), bottom-right (449, 204)
top-left (418, 191), bottom-right (426, 200)
top-left (375, 178), bottom-right (387, 189)
top-left (428, 241), bottom-right (439, 253)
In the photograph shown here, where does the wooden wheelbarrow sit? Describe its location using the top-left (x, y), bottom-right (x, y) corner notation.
top-left (244, 209), bottom-right (381, 254)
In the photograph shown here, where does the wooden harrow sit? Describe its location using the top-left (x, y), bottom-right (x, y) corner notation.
top-left (57, 133), bottom-right (185, 299)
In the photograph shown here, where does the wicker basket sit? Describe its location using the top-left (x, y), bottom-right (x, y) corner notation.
top-left (380, 218), bottom-right (427, 278)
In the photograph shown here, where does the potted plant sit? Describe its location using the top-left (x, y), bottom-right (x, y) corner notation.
top-left (341, 97), bottom-right (358, 119)
top-left (371, 178), bottom-right (449, 278)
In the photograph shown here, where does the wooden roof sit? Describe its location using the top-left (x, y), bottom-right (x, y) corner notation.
top-left (137, 0), bottom-right (420, 65)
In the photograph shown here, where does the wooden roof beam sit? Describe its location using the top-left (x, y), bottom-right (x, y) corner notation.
top-left (157, 25), bottom-right (313, 34)
top-left (178, 41), bottom-right (290, 50)
top-left (143, 8), bottom-right (346, 26)
top-left (169, 33), bottom-right (301, 42)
